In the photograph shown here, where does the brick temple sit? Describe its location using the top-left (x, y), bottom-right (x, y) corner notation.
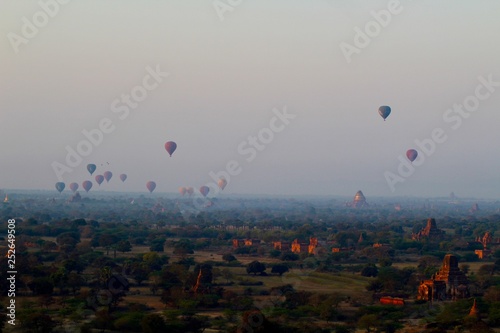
top-left (412, 218), bottom-right (445, 241)
top-left (418, 254), bottom-right (469, 301)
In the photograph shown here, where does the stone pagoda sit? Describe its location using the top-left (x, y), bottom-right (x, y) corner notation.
top-left (418, 254), bottom-right (469, 301)
top-left (352, 190), bottom-right (368, 208)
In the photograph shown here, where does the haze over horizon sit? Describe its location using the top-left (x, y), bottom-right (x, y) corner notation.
top-left (1, 1), bottom-right (499, 198)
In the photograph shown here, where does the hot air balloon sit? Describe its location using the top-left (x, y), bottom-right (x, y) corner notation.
top-left (179, 187), bottom-right (187, 196)
top-left (55, 182), bottom-right (65, 193)
top-left (378, 106), bottom-right (391, 121)
top-left (87, 164), bottom-right (97, 175)
top-left (82, 181), bottom-right (93, 192)
top-left (218, 178), bottom-right (227, 190)
top-left (69, 182), bottom-right (79, 192)
top-left (406, 149), bottom-right (418, 162)
top-left (199, 186), bottom-right (209, 197)
top-left (103, 171), bottom-right (112, 182)
top-left (165, 141), bottom-right (177, 157)
top-left (119, 174), bottom-right (127, 182)
top-left (146, 181), bottom-right (156, 193)
top-left (95, 175), bottom-right (104, 185)
top-left (186, 187), bottom-right (194, 196)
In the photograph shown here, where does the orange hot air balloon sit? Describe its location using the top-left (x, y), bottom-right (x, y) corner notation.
top-left (406, 149), bottom-right (418, 162)
top-left (82, 181), bottom-right (93, 192)
top-left (179, 187), bottom-right (187, 196)
top-left (199, 186), bottom-right (209, 197)
top-left (95, 175), bottom-right (104, 185)
top-left (378, 106), bottom-right (391, 121)
top-left (69, 182), bottom-right (79, 192)
top-left (103, 171), bottom-right (112, 182)
top-left (146, 181), bottom-right (156, 193)
top-left (119, 174), bottom-right (127, 182)
top-left (218, 178), bottom-right (227, 190)
top-left (55, 182), bottom-right (65, 193)
top-left (165, 141), bottom-right (177, 157)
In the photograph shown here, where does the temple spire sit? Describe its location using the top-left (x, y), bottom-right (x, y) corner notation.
top-left (469, 299), bottom-right (479, 318)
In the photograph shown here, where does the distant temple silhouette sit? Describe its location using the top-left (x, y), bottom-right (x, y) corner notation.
top-left (346, 190), bottom-right (368, 208)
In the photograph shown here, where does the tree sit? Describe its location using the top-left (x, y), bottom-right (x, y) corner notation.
top-left (221, 268), bottom-right (234, 283)
top-left (235, 246), bottom-right (250, 255)
top-left (41, 240), bottom-right (58, 252)
top-left (484, 285), bottom-right (500, 302)
top-left (0, 305), bottom-right (6, 332)
top-left (488, 301), bottom-right (500, 326)
top-left (63, 259), bottom-right (85, 274)
top-left (284, 290), bottom-right (312, 310)
top-left (56, 232), bottom-right (80, 248)
top-left (149, 239), bottom-right (165, 252)
top-left (173, 239), bottom-right (194, 256)
top-left (240, 310), bottom-right (285, 333)
top-left (222, 253), bottom-right (237, 262)
top-left (280, 252), bottom-right (299, 261)
top-left (113, 312), bottom-right (144, 332)
top-left (67, 272), bottom-right (85, 295)
top-left (246, 261), bottom-right (266, 276)
top-left (334, 324), bottom-right (354, 333)
top-left (361, 264), bottom-right (378, 277)
top-left (141, 314), bottom-right (167, 333)
top-left (28, 277), bottom-right (54, 296)
top-left (319, 299), bottom-right (339, 323)
top-left (142, 252), bottom-right (167, 271)
top-left (149, 274), bottom-right (162, 295)
top-left (50, 268), bottom-right (69, 294)
top-left (116, 240), bottom-right (132, 253)
top-left (93, 309), bottom-right (114, 332)
top-left (358, 314), bottom-right (379, 333)
top-left (435, 299), bottom-right (471, 327)
top-left (269, 249), bottom-right (281, 258)
top-left (417, 256), bottom-right (440, 278)
top-left (460, 264), bottom-right (470, 275)
top-left (99, 234), bottom-right (119, 255)
top-left (479, 264), bottom-right (497, 276)
top-left (271, 264), bottom-right (289, 276)
top-left (191, 264), bottom-right (214, 293)
top-left (26, 313), bottom-right (58, 333)
top-left (366, 280), bottom-right (383, 293)
top-left (38, 295), bottom-right (55, 309)
top-left (132, 266), bottom-right (149, 286)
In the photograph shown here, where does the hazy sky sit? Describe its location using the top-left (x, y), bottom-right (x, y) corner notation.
top-left (1, 1), bottom-right (499, 198)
